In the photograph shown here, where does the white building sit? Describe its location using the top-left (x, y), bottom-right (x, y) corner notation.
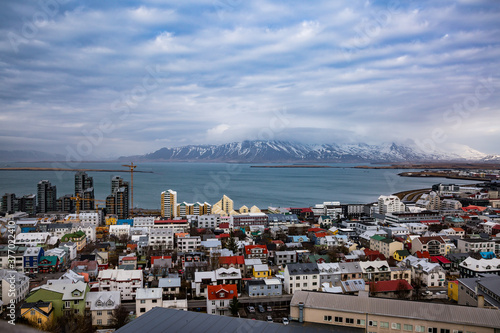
top-left (284, 263), bottom-right (320, 294)
top-left (85, 291), bottom-right (121, 327)
top-left (136, 288), bottom-right (162, 317)
top-left (403, 256), bottom-right (446, 287)
top-left (415, 191), bottom-right (441, 210)
top-left (97, 269), bottom-right (143, 300)
top-left (109, 224), bottom-right (131, 239)
top-left (148, 229), bottom-right (174, 250)
top-left (0, 269), bottom-right (29, 305)
top-left (64, 212), bottom-right (101, 225)
top-left (73, 223), bottom-right (97, 243)
top-left (198, 214), bottom-right (221, 229)
top-left (404, 223), bottom-right (429, 235)
top-left (133, 217), bottom-right (155, 229)
top-left (378, 195), bottom-right (406, 214)
top-left (177, 236), bottom-right (201, 252)
top-left (15, 232), bottom-right (51, 247)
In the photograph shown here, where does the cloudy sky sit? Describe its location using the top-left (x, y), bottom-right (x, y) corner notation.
top-left (1, 0), bottom-right (499, 159)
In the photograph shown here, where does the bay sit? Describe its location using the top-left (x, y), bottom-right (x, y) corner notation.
top-left (0, 162), bottom-right (480, 210)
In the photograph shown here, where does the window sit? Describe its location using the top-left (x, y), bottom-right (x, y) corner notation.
top-left (212, 309), bottom-right (215, 314)
top-left (334, 317), bottom-right (343, 323)
top-left (141, 300), bottom-right (145, 304)
top-left (357, 319), bottom-right (365, 326)
top-left (380, 322), bottom-right (389, 328)
top-left (369, 321), bottom-right (377, 327)
top-left (30, 310), bottom-right (35, 316)
top-left (428, 328), bottom-right (438, 333)
top-left (346, 318), bottom-right (354, 324)
top-left (140, 308), bottom-right (146, 313)
top-left (212, 301), bottom-right (216, 305)
top-left (107, 311), bottom-right (112, 315)
top-left (97, 319), bottom-right (102, 325)
top-left (65, 301), bottom-right (71, 308)
top-left (296, 283), bottom-right (300, 287)
top-left (324, 315), bottom-right (332, 322)
top-left (404, 324), bottom-right (413, 331)
top-left (415, 325), bottom-right (425, 332)
top-left (97, 311), bottom-right (102, 316)
top-left (74, 300), bottom-right (79, 305)
top-left (440, 330), bottom-right (450, 333)
top-left (152, 299), bottom-right (157, 303)
top-left (74, 309), bottom-right (79, 314)
top-left (392, 323), bottom-right (401, 330)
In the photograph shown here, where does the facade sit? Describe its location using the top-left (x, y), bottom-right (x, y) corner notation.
top-left (37, 180), bottom-right (57, 213)
top-left (359, 260), bottom-right (391, 282)
top-left (97, 269), bottom-right (143, 300)
top-left (457, 238), bottom-right (495, 254)
top-left (61, 231), bottom-right (87, 251)
top-left (246, 278), bottom-right (282, 297)
top-left (136, 288), bottom-right (162, 317)
top-left (149, 228), bottom-right (174, 250)
top-left (107, 176), bottom-right (129, 219)
top-left (411, 236), bottom-right (447, 256)
top-left (177, 236), bottom-right (201, 252)
top-left (23, 247), bottom-right (44, 273)
top-left (212, 195), bottom-right (236, 216)
top-left (244, 245), bottom-right (268, 260)
top-left (20, 301), bottom-right (54, 329)
top-left (0, 269), bottom-right (29, 305)
top-left (85, 291), bottom-right (121, 327)
top-left (198, 214), bottom-right (221, 229)
top-left (24, 281), bottom-right (89, 319)
top-left (378, 195), bottom-right (405, 214)
top-left (232, 213), bottom-right (268, 227)
top-left (274, 251), bottom-right (297, 266)
top-left (16, 232), bottom-right (51, 247)
top-left (206, 284), bottom-right (237, 316)
top-left (459, 257), bottom-right (500, 278)
top-left (290, 290), bottom-right (500, 333)
top-left (284, 263), bottom-right (320, 294)
top-left (457, 275), bottom-right (500, 308)
top-left (161, 189), bottom-right (177, 219)
top-left (369, 235), bottom-right (403, 259)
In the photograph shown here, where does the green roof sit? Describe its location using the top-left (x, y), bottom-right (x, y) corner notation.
top-left (395, 250), bottom-right (410, 257)
top-left (371, 235), bottom-right (386, 241)
top-left (61, 230), bottom-right (86, 242)
top-left (39, 256), bottom-right (58, 266)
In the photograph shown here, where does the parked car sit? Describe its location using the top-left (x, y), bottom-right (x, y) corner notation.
top-left (266, 305), bottom-right (272, 312)
top-left (282, 318), bottom-right (289, 325)
top-left (258, 305), bottom-right (265, 313)
top-left (247, 306), bottom-right (255, 313)
top-left (267, 316), bottom-right (273, 323)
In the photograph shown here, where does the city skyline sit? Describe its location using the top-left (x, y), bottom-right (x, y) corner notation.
top-left (1, 0), bottom-right (499, 159)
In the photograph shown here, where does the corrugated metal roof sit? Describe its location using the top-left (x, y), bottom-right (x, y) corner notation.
top-left (291, 291), bottom-right (500, 329)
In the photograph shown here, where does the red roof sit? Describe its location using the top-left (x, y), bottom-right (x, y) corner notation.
top-left (121, 256), bottom-right (137, 261)
top-left (415, 251), bottom-right (431, 259)
top-left (369, 280), bottom-right (413, 293)
top-left (155, 219), bottom-right (188, 224)
top-left (308, 228), bottom-right (324, 233)
top-left (462, 205), bottom-right (487, 212)
top-left (127, 244), bottom-right (137, 250)
top-left (151, 255), bottom-right (171, 265)
top-left (430, 256), bottom-right (451, 264)
top-left (314, 232), bottom-right (329, 238)
top-left (271, 240), bottom-right (284, 245)
top-left (219, 256), bottom-right (245, 265)
top-left (244, 245), bottom-right (268, 255)
top-left (207, 284), bottom-right (238, 300)
top-left (216, 233), bottom-right (231, 239)
top-left (301, 208), bottom-right (313, 213)
top-left (218, 222), bottom-right (230, 229)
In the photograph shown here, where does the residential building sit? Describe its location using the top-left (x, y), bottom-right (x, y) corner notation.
top-left (149, 228), bottom-right (174, 250)
top-left (198, 214), bottom-right (221, 229)
top-left (369, 235), bottom-right (403, 259)
top-left (38, 256), bottom-right (60, 273)
top-left (459, 257), bottom-right (500, 278)
top-left (24, 281), bottom-right (89, 319)
top-left (158, 276), bottom-right (181, 296)
top-left (37, 180), bottom-right (57, 213)
top-left (244, 245), bottom-right (268, 260)
top-left (206, 284), bottom-right (237, 316)
top-left (0, 269), bottom-right (29, 305)
top-left (403, 257), bottom-right (446, 287)
top-left (74, 171), bottom-right (95, 211)
top-left (97, 269), bottom-right (143, 300)
top-left (246, 278), bottom-right (282, 297)
top-left (252, 264), bottom-right (270, 279)
top-left (161, 190), bottom-right (177, 219)
top-left (23, 247), bottom-right (44, 274)
top-left (70, 260), bottom-right (99, 279)
top-left (15, 232), bottom-right (51, 247)
top-left (411, 236), bottom-right (447, 256)
top-left (136, 288), bottom-right (162, 317)
top-left (152, 219), bottom-right (189, 233)
top-left (232, 213), bottom-right (268, 227)
top-left (317, 263), bottom-right (341, 286)
top-left (457, 238), bottom-right (495, 254)
top-left (457, 274), bottom-right (500, 308)
top-left (177, 236), bottom-right (201, 252)
top-left (290, 290), bottom-right (500, 332)
top-left (448, 280), bottom-right (459, 302)
top-left (284, 263), bottom-right (320, 294)
top-left (274, 251), bottom-right (297, 266)
top-left (415, 191), bottom-right (441, 210)
top-left (20, 301), bottom-right (54, 329)
top-left (378, 195), bottom-right (405, 214)
top-left (107, 176), bottom-right (129, 219)
top-left (367, 279), bottom-right (413, 299)
top-left (212, 195), bottom-right (236, 216)
top-left (359, 260), bottom-right (391, 282)
top-left (85, 291), bottom-right (121, 327)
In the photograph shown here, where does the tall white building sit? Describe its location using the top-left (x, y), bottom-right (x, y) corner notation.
top-left (378, 195), bottom-right (406, 214)
top-left (161, 190), bottom-right (177, 219)
top-left (97, 269), bottom-right (143, 300)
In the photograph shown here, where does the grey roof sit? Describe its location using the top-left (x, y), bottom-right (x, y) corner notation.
top-left (291, 291), bottom-right (500, 329)
top-left (115, 307), bottom-right (350, 333)
top-left (158, 277), bottom-right (181, 288)
top-left (287, 263), bottom-right (319, 276)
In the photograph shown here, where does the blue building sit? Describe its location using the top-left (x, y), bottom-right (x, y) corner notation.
top-left (23, 247), bottom-right (44, 274)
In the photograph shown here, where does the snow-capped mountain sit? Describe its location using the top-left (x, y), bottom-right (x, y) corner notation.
top-left (122, 140), bottom-right (488, 163)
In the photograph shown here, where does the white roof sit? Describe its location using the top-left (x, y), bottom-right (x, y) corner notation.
top-left (264, 278), bottom-right (281, 286)
top-left (317, 263), bottom-right (341, 274)
top-left (253, 264), bottom-right (269, 272)
top-left (321, 283), bottom-right (343, 293)
top-left (98, 269), bottom-right (143, 281)
top-left (244, 259), bottom-right (262, 266)
top-left (194, 271), bottom-right (216, 283)
top-left (215, 267), bottom-right (241, 279)
top-left (136, 288), bottom-right (162, 300)
top-left (460, 257), bottom-right (500, 272)
top-left (33, 281), bottom-right (88, 300)
top-left (86, 291), bottom-right (121, 311)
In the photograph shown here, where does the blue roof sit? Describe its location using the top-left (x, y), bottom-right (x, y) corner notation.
top-left (117, 219), bottom-right (133, 226)
top-left (480, 252), bottom-right (496, 259)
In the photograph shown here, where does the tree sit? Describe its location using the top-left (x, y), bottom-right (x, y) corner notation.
top-left (229, 296), bottom-right (240, 316)
top-left (110, 304), bottom-right (130, 329)
top-left (225, 233), bottom-right (238, 255)
top-left (44, 311), bottom-right (94, 333)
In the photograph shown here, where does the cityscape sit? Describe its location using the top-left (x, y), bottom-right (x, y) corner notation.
top-left (1, 168), bottom-right (500, 332)
top-left (1, 0), bottom-right (500, 333)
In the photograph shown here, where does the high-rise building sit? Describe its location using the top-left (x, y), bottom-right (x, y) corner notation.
top-left (212, 195), bottom-right (236, 216)
top-left (106, 176), bottom-right (129, 219)
top-left (378, 195), bottom-right (406, 214)
top-left (75, 171), bottom-right (94, 210)
top-left (1, 193), bottom-right (17, 214)
top-left (19, 194), bottom-right (36, 216)
top-left (57, 194), bottom-right (74, 213)
top-left (37, 180), bottom-right (57, 213)
top-left (161, 190), bottom-right (177, 219)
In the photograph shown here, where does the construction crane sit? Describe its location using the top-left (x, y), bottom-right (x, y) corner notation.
top-left (122, 162), bottom-right (137, 216)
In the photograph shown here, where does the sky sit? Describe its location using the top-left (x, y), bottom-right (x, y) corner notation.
top-left (0, 0), bottom-right (499, 159)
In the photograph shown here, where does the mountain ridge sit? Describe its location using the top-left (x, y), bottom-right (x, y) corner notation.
top-left (118, 140), bottom-right (489, 163)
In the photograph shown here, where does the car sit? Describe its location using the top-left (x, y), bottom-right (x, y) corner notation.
top-left (282, 318), bottom-right (289, 325)
top-left (267, 316), bottom-right (273, 323)
top-left (258, 305), bottom-right (265, 313)
top-left (247, 306), bottom-right (255, 313)
top-left (266, 305), bottom-right (272, 312)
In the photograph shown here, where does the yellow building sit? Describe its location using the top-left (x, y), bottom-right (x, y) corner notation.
top-left (20, 301), bottom-right (54, 329)
top-left (105, 215), bottom-right (118, 225)
top-left (393, 250), bottom-right (411, 262)
top-left (250, 205), bottom-right (261, 213)
top-left (213, 195), bottom-right (239, 216)
top-left (177, 202), bottom-right (194, 217)
top-left (253, 264), bottom-right (271, 278)
top-left (239, 205), bottom-right (249, 214)
top-left (448, 281), bottom-right (459, 302)
top-left (161, 189), bottom-right (177, 219)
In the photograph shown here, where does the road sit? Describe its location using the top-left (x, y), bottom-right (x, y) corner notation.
top-left (187, 295), bottom-right (292, 309)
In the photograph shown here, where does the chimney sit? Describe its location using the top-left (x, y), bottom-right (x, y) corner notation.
top-left (477, 295), bottom-right (485, 308)
top-left (298, 302), bottom-right (304, 323)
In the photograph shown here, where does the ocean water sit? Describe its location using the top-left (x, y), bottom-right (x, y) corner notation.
top-left (0, 162), bottom-right (480, 210)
